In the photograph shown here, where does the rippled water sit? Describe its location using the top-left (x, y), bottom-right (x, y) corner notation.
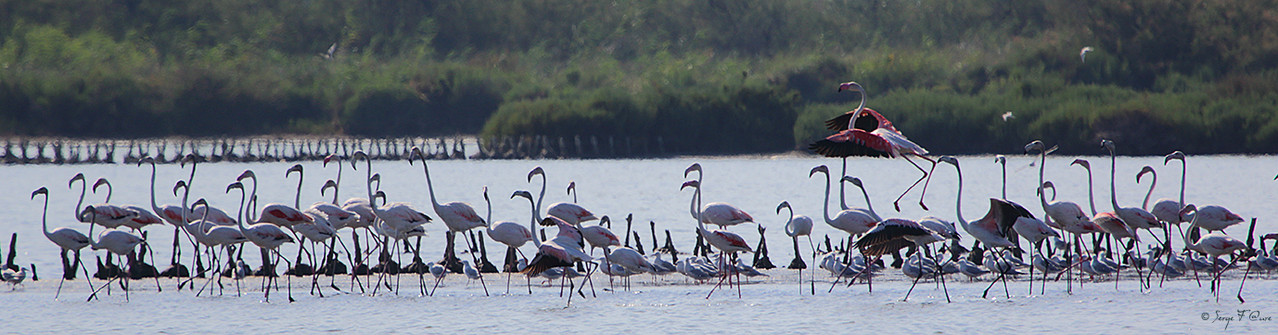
top-left (1, 154), bottom-right (1276, 332)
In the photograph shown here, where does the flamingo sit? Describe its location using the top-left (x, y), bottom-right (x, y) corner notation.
top-left (350, 152), bottom-right (431, 263)
top-left (519, 215), bottom-right (593, 306)
top-left (681, 178), bottom-right (752, 299)
top-left (1150, 152), bottom-right (1188, 232)
top-left (82, 206), bottom-right (152, 302)
top-left (1039, 181), bottom-right (1102, 292)
top-left (1102, 140), bottom-right (1159, 288)
top-left (810, 81), bottom-right (936, 211)
top-left (85, 177), bottom-right (164, 232)
top-left (1179, 204), bottom-right (1244, 233)
top-left (140, 157), bottom-right (193, 280)
top-left (175, 195), bottom-right (248, 297)
top-left (407, 147), bottom-right (486, 295)
top-left (1183, 211), bottom-right (1248, 300)
top-left (226, 182), bottom-right (296, 302)
top-left (778, 201), bottom-right (815, 294)
top-left (937, 156), bottom-right (1034, 298)
top-left (481, 187), bottom-right (533, 294)
top-left (235, 168), bottom-right (313, 278)
top-left (808, 166), bottom-right (878, 288)
top-left (527, 167), bottom-right (610, 249)
top-left (854, 218), bottom-right (950, 302)
top-left (528, 167), bottom-right (598, 225)
top-left (31, 187), bottom-right (94, 300)
top-left (70, 175), bottom-right (135, 229)
top-left (1026, 141), bottom-right (1095, 236)
top-left (683, 164), bottom-right (753, 227)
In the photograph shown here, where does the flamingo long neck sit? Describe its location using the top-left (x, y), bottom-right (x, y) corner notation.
top-left (1141, 170), bottom-right (1156, 210)
top-left (845, 87), bottom-right (867, 130)
top-left (39, 193), bottom-right (51, 237)
top-left (952, 163), bottom-right (969, 232)
top-left (73, 178), bottom-right (86, 221)
top-left (87, 209), bottom-right (98, 248)
top-left (535, 173), bottom-right (546, 221)
top-left (483, 192), bottom-right (493, 235)
top-left (693, 185), bottom-right (708, 236)
top-left (569, 183), bottom-right (577, 204)
top-left (524, 196), bottom-right (541, 247)
top-left (782, 205), bottom-right (796, 236)
top-left (819, 170), bottom-right (835, 225)
top-left (247, 175), bottom-right (259, 222)
top-left (148, 161), bottom-right (161, 214)
top-left (102, 180), bottom-right (112, 203)
top-left (1001, 160), bottom-right (1008, 200)
top-left (235, 188), bottom-right (247, 231)
top-left (292, 171), bottom-right (303, 209)
top-left (1081, 165), bottom-right (1097, 216)
top-left (840, 158), bottom-right (849, 211)
top-left (853, 180), bottom-right (880, 222)
top-left (184, 161), bottom-right (196, 213)
top-left (1177, 160), bottom-right (1186, 207)
top-left (334, 158), bottom-right (343, 204)
top-left (1108, 146), bottom-right (1121, 212)
top-left (1038, 149), bottom-right (1049, 211)
top-left (419, 156), bottom-right (443, 212)
top-left (361, 158), bottom-right (377, 212)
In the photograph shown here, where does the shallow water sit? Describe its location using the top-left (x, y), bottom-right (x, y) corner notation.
top-left (1, 154), bottom-right (1276, 332)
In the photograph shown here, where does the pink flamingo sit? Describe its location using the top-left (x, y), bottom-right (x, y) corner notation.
top-left (810, 81), bottom-right (935, 211)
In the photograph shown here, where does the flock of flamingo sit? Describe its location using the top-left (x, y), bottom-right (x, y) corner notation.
top-left (5, 80), bottom-right (1277, 307)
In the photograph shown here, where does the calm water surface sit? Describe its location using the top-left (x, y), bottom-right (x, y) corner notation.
top-left (1, 154), bottom-right (1276, 332)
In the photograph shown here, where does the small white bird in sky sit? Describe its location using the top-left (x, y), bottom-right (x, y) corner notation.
top-left (1001, 111), bottom-right (1015, 122)
top-left (1081, 46), bottom-right (1094, 62)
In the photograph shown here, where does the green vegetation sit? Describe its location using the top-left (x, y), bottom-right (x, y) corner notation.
top-left (3, 0), bottom-right (1278, 154)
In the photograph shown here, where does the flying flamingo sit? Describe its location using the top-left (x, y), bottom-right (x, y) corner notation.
top-left (810, 81), bottom-right (935, 211)
top-left (937, 156), bottom-right (1034, 298)
top-left (31, 187), bottom-right (94, 300)
top-left (777, 201), bottom-right (815, 294)
top-left (681, 178), bottom-right (752, 299)
top-left (679, 164), bottom-right (753, 228)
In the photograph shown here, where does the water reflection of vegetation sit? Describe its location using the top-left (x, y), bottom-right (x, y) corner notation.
top-left (2, 0), bottom-right (1276, 154)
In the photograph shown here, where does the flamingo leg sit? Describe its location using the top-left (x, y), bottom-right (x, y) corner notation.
top-left (1237, 261), bottom-right (1252, 303)
top-left (55, 249), bottom-right (68, 300)
top-left (893, 154), bottom-right (935, 212)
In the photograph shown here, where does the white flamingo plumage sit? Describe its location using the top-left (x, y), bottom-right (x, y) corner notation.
top-left (32, 187), bottom-right (95, 299)
top-left (809, 166), bottom-right (878, 236)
